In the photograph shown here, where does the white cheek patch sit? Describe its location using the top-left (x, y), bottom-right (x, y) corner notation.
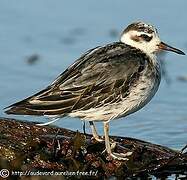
top-left (120, 30), bottom-right (135, 44)
top-left (120, 30), bottom-right (152, 43)
top-left (120, 30), bottom-right (161, 56)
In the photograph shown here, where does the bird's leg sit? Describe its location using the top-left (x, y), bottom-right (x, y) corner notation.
top-left (103, 121), bottom-right (132, 161)
top-left (89, 121), bottom-right (104, 142)
top-left (82, 121), bottom-right (86, 135)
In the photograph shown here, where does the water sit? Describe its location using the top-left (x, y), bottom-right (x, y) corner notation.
top-left (0, 0), bottom-right (187, 150)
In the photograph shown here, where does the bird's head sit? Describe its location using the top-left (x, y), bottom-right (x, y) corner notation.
top-left (120, 21), bottom-right (185, 56)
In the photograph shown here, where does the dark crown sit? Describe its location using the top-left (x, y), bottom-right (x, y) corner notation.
top-left (123, 22), bottom-right (156, 34)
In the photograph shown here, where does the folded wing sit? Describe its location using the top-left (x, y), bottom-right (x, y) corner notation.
top-left (5, 42), bottom-right (146, 116)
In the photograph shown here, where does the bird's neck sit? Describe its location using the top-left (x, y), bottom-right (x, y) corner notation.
top-left (147, 52), bottom-right (161, 73)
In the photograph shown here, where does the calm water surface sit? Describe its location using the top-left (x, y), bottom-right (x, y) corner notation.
top-left (0, 0), bottom-right (187, 149)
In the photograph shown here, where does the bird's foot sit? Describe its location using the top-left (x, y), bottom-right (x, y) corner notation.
top-left (102, 141), bottom-right (132, 161)
top-left (91, 135), bottom-right (104, 142)
top-left (102, 141), bottom-right (117, 154)
top-left (108, 151), bottom-right (133, 161)
top-left (93, 136), bottom-right (104, 142)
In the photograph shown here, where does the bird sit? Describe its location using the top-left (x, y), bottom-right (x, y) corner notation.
top-left (5, 21), bottom-right (185, 160)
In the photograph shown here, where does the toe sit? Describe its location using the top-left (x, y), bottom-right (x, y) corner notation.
top-left (108, 151), bottom-right (133, 161)
top-left (110, 153), bottom-right (129, 161)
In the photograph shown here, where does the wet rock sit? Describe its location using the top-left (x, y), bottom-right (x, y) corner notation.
top-left (0, 117), bottom-right (186, 179)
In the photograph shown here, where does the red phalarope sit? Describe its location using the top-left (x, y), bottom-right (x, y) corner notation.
top-left (5, 22), bottom-right (185, 160)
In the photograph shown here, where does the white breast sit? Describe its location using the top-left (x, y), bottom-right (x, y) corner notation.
top-left (69, 57), bottom-right (161, 122)
top-left (119, 67), bottom-right (160, 118)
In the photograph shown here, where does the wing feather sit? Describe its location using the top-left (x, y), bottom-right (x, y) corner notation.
top-left (5, 42), bottom-right (147, 116)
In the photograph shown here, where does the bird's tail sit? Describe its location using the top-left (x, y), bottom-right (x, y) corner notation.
top-left (4, 86), bottom-right (72, 116)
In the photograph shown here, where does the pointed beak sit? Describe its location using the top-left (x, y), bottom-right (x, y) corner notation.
top-left (158, 42), bottom-right (185, 55)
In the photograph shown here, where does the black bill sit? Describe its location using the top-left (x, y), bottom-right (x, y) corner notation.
top-left (158, 42), bottom-right (185, 55)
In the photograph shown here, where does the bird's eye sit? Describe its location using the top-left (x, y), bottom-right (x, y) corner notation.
top-left (140, 34), bottom-right (152, 42)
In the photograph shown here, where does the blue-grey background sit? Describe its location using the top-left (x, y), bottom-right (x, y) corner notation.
top-left (0, 0), bottom-right (186, 149)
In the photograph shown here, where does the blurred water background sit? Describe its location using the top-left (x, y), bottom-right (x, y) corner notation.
top-left (0, 0), bottom-right (186, 149)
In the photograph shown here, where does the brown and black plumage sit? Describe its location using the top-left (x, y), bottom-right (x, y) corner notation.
top-left (5, 22), bottom-right (185, 160)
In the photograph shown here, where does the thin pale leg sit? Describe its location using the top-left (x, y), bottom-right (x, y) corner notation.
top-left (103, 121), bottom-right (132, 160)
top-left (89, 121), bottom-right (103, 142)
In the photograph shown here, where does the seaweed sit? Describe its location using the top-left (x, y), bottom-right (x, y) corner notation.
top-left (0, 117), bottom-right (186, 179)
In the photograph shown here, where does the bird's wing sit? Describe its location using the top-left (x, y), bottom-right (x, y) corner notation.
top-left (5, 42), bottom-right (147, 116)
